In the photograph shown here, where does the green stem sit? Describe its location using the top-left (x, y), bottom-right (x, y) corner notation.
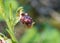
top-left (9, 3), bottom-right (13, 19)
top-left (6, 28), bottom-right (18, 43)
top-left (0, 1), bottom-right (20, 43)
top-left (5, 17), bottom-right (18, 43)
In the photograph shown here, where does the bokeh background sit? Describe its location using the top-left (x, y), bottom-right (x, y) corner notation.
top-left (0, 0), bottom-right (60, 43)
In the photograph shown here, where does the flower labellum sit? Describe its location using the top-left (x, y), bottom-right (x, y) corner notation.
top-left (20, 13), bottom-right (34, 28)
